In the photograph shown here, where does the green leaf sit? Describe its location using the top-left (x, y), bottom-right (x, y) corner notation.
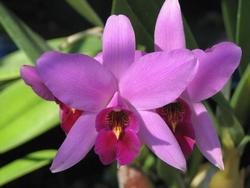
top-left (231, 64), bottom-right (250, 126)
top-left (156, 159), bottom-right (185, 188)
top-left (213, 92), bottom-right (244, 145)
top-left (0, 80), bottom-right (59, 153)
top-left (67, 35), bottom-right (102, 55)
top-left (66, 0), bottom-right (103, 26)
top-left (236, 0), bottom-right (250, 74)
top-left (221, 0), bottom-right (238, 40)
top-left (0, 51), bottom-right (32, 81)
top-left (188, 147), bottom-right (203, 180)
top-left (0, 38), bottom-right (64, 82)
top-left (0, 36), bottom-right (101, 82)
top-left (0, 2), bottom-right (51, 62)
top-left (238, 135), bottom-right (250, 155)
top-left (112, 0), bottom-right (163, 50)
top-left (0, 150), bottom-right (56, 186)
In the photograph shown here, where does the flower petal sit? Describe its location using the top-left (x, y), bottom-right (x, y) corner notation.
top-left (59, 102), bottom-right (83, 134)
top-left (175, 127), bottom-right (196, 157)
top-left (20, 65), bottom-right (54, 100)
top-left (191, 102), bottom-right (224, 169)
top-left (117, 129), bottom-right (141, 165)
top-left (154, 0), bottom-right (185, 52)
top-left (50, 114), bottom-right (97, 172)
top-left (96, 50), bottom-right (144, 66)
top-left (138, 111), bottom-right (186, 171)
top-left (37, 51), bottom-right (117, 112)
top-left (120, 50), bottom-right (198, 110)
top-left (185, 42), bottom-right (241, 102)
top-left (94, 52), bottom-right (103, 64)
top-left (135, 50), bottom-right (146, 61)
top-left (103, 15), bottom-right (136, 79)
top-left (94, 130), bottom-right (117, 165)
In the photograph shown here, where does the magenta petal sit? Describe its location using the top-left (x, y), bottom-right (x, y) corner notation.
top-left (154, 0), bottom-right (185, 52)
top-left (37, 51), bottom-right (117, 112)
top-left (139, 111), bottom-right (186, 171)
top-left (20, 65), bottom-right (54, 100)
top-left (191, 102), bottom-right (224, 169)
top-left (172, 117), bottom-right (196, 157)
top-left (50, 114), bottom-right (97, 172)
top-left (103, 15), bottom-right (136, 79)
top-left (185, 42), bottom-right (241, 102)
top-left (94, 130), bottom-right (117, 165)
top-left (120, 50), bottom-right (198, 110)
top-left (117, 129), bottom-right (141, 165)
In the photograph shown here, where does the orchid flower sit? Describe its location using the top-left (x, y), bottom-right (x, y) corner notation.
top-left (20, 15), bottom-right (198, 172)
top-left (154, 0), bottom-right (242, 169)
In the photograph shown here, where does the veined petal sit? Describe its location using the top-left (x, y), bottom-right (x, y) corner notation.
top-left (37, 51), bottom-right (117, 112)
top-left (96, 50), bottom-right (144, 66)
top-left (20, 65), bottom-right (54, 100)
top-left (185, 42), bottom-right (241, 102)
top-left (103, 15), bottom-right (136, 79)
top-left (138, 111), bottom-right (186, 171)
top-left (117, 129), bottom-right (141, 165)
top-left (120, 50), bottom-right (198, 110)
top-left (154, 0), bottom-right (185, 52)
top-left (191, 102), bottom-right (224, 169)
top-left (50, 114), bottom-right (97, 172)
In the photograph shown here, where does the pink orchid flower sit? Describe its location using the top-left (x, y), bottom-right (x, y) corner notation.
top-left (154, 0), bottom-right (242, 169)
top-left (20, 15), bottom-right (198, 172)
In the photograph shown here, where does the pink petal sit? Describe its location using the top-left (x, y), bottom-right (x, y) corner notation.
top-left (94, 52), bottom-right (103, 64)
top-left (37, 51), bottom-right (117, 112)
top-left (50, 114), bottom-right (97, 172)
top-left (191, 102), bottom-right (224, 169)
top-left (120, 50), bottom-right (198, 110)
top-left (103, 15), bottom-right (136, 79)
top-left (135, 50), bottom-right (146, 61)
top-left (95, 50), bottom-right (144, 66)
top-left (154, 0), bottom-right (185, 52)
top-left (185, 42), bottom-right (241, 102)
top-left (94, 130), bottom-right (117, 165)
top-left (20, 65), bottom-right (54, 100)
top-left (117, 129), bottom-right (141, 165)
top-left (138, 111), bottom-right (186, 171)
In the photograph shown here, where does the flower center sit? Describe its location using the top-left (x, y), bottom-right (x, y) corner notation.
top-left (107, 110), bottom-right (128, 139)
top-left (156, 99), bottom-right (189, 133)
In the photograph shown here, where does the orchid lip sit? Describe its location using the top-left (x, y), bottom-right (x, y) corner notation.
top-left (94, 107), bottom-right (141, 165)
top-left (156, 98), bottom-right (195, 157)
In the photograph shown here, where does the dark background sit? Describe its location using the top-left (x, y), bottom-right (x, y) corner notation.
top-left (1, 0), bottom-right (248, 187)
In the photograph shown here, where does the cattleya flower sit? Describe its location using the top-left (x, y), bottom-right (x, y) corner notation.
top-left (154, 0), bottom-right (241, 169)
top-left (20, 15), bottom-right (198, 172)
